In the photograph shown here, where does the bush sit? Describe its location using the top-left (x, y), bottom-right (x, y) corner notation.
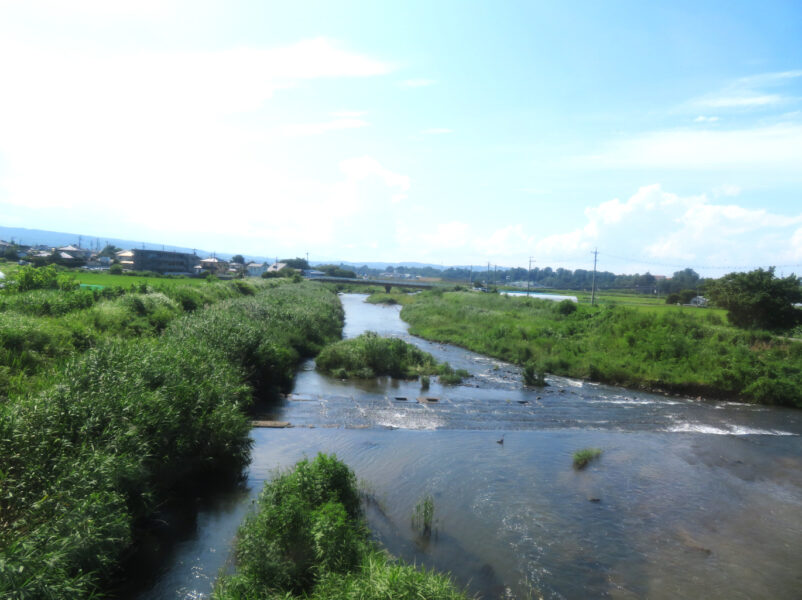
top-left (316, 332), bottom-right (465, 380)
top-left (556, 299), bottom-right (577, 315)
top-left (213, 455), bottom-right (467, 600)
top-left (523, 360), bottom-right (546, 386)
top-left (573, 448), bottom-right (602, 469)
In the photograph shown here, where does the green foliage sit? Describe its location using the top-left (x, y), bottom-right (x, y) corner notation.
top-left (0, 282), bottom-right (344, 598)
top-left (400, 291), bottom-right (802, 407)
top-left (707, 267), bottom-right (802, 330)
top-left (573, 448), bottom-right (602, 469)
top-left (316, 332), bottom-right (467, 382)
top-left (5, 264), bottom-right (77, 292)
top-left (281, 257), bottom-right (310, 270)
top-left (412, 495), bottom-right (435, 539)
top-left (556, 299), bottom-right (577, 315)
top-left (317, 264), bottom-right (358, 278)
top-left (523, 360), bottom-right (547, 386)
top-left (109, 263), bottom-right (123, 274)
top-left (213, 455), bottom-right (467, 600)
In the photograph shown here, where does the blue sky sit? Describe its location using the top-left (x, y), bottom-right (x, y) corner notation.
top-left (0, 0), bottom-right (801, 275)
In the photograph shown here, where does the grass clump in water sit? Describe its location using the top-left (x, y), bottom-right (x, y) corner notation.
top-left (412, 494), bottom-right (436, 540)
top-left (213, 454), bottom-right (467, 600)
top-left (573, 448), bottom-right (603, 469)
top-left (316, 332), bottom-right (468, 383)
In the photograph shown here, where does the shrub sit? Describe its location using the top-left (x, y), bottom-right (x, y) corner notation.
top-left (573, 448), bottom-right (602, 469)
top-left (213, 455), bottom-right (467, 600)
top-left (556, 299), bottom-right (577, 315)
top-left (523, 360), bottom-right (547, 386)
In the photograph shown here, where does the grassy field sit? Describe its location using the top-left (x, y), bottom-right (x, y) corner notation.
top-left (72, 270), bottom-right (218, 288)
top-left (392, 290), bottom-right (802, 407)
top-left (0, 278), bottom-right (344, 598)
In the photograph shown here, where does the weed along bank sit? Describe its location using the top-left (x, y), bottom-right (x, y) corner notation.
top-left (131, 292), bottom-right (802, 600)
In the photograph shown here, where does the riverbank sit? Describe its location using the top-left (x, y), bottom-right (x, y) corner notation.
top-left (0, 281), bottom-right (343, 598)
top-left (392, 290), bottom-right (802, 407)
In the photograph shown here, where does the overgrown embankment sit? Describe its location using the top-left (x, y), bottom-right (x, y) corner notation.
top-left (0, 281), bottom-right (343, 598)
top-left (316, 331), bottom-right (468, 382)
top-left (213, 453), bottom-right (468, 600)
top-left (0, 273), bottom-right (260, 400)
top-left (399, 291), bottom-right (802, 407)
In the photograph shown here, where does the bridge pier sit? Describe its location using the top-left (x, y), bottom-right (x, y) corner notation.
top-left (384, 284), bottom-right (392, 293)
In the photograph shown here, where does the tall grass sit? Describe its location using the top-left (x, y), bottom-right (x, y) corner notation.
top-left (316, 332), bottom-right (468, 383)
top-left (0, 281), bottom-right (343, 598)
top-left (401, 291), bottom-right (802, 407)
top-left (213, 454), bottom-right (467, 600)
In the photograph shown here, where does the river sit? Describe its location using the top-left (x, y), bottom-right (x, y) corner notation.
top-left (132, 293), bottom-right (802, 599)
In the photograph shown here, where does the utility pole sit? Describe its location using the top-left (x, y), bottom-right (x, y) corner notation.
top-left (527, 256), bottom-right (534, 296)
top-left (591, 248), bottom-right (598, 306)
top-left (487, 262), bottom-right (490, 287)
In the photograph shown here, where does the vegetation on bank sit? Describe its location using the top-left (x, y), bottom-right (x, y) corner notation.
top-left (0, 279), bottom-right (344, 599)
top-left (316, 331), bottom-right (469, 383)
top-left (399, 291), bottom-right (802, 407)
top-left (573, 448), bottom-right (603, 469)
top-left (213, 454), bottom-right (467, 600)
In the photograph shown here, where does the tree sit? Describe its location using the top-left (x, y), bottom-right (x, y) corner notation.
top-left (281, 257), bottom-right (309, 270)
top-left (707, 267), bottom-right (802, 330)
top-left (99, 244), bottom-right (121, 258)
top-left (231, 254), bottom-right (245, 264)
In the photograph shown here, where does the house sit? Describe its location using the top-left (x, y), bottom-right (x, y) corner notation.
top-left (265, 262), bottom-right (288, 274)
top-left (246, 262), bottom-right (269, 277)
top-left (199, 256), bottom-right (230, 275)
top-left (115, 249), bottom-right (200, 274)
top-left (57, 245), bottom-right (91, 260)
top-left (690, 296), bottom-right (708, 307)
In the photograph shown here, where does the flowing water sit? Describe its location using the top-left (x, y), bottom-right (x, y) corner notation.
top-left (134, 294), bottom-right (802, 599)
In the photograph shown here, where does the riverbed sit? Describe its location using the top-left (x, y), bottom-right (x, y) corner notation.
top-left (134, 293), bottom-right (802, 599)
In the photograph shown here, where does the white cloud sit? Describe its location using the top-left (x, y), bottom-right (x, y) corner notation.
top-left (331, 110), bottom-right (367, 118)
top-left (399, 78), bottom-right (437, 88)
top-left (694, 115), bottom-right (719, 122)
top-left (578, 124), bottom-right (802, 171)
top-left (686, 70), bottom-right (801, 112)
top-left (696, 94), bottom-right (783, 108)
top-left (535, 184), bottom-right (802, 274)
top-left (712, 184), bottom-right (741, 197)
top-left (280, 118), bottom-right (369, 136)
top-left (417, 222), bottom-right (472, 250)
top-left (476, 225), bottom-right (535, 256)
top-left (0, 35), bottom-right (401, 257)
top-left (339, 156), bottom-right (410, 191)
top-left (420, 128), bottom-right (453, 135)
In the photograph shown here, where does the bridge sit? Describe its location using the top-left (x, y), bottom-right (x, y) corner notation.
top-left (308, 276), bottom-right (435, 293)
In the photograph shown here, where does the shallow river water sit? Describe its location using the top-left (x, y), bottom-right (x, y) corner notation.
top-left (134, 294), bottom-right (802, 599)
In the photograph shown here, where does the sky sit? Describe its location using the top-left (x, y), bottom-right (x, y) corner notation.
top-left (0, 0), bottom-right (801, 276)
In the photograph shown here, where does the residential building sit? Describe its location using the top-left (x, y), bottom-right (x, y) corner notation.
top-left (115, 248), bottom-right (200, 274)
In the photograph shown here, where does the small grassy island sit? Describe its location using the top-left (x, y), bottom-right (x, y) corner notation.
top-left (573, 448), bottom-right (603, 469)
top-left (213, 454), bottom-right (468, 600)
top-left (316, 331), bottom-right (469, 383)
